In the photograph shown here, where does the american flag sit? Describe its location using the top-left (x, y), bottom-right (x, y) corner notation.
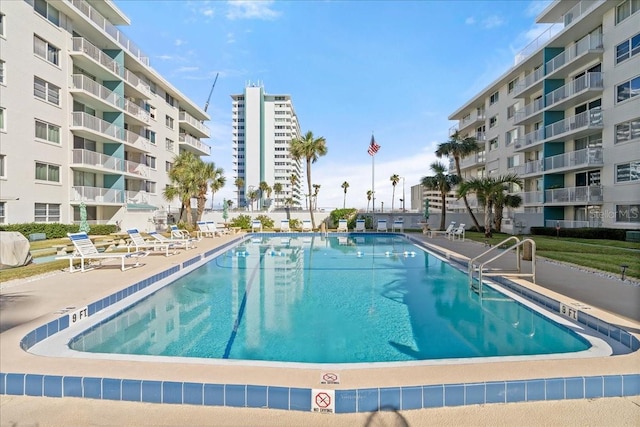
top-left (367, 135), bottom-right (380, 156)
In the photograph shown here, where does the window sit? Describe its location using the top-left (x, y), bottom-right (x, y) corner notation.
top-left (0, 202), bottom-right (5, 223)
top-left (477, 167), bottom-right (485, 178)
top-left (165, 161), bottom-right (172, 172)
top-left (615, 118), bottom-right (640, 144)
top-left (165, 138), bottom-right (174, 151)
top-left (489, 115), bottom-right (498, 128)
top-left (35, 119), bottom-right (60, 143)
top-left (0, 107), bottom-right (4, 131)
top-left (165, 115), bottom-right (174, 129)
top-left (145, 155), bottom-right (156, 169)
top-left (34, 35), bottom-right (59, 65)
top-left (489, 91), bottom-right (499, 105)
top-left (0, 60), bottom-right (4, 84)
top-left (616, 205), bottom-right (640, 223)
top-left (0, 13), bottom-right (4, 37)
top-left (616, 33), bottom-right (640, 64)
top-left (165, 92), bottom-right (175, 107)
top-left (505, 129), bottom-right (518, 146)
top-left (145, 129), bottom-right (156, 144)
top-left (0, 154), bottom-right (5, 177)
top-left (508, 77), bottom-right (519, 94)
top-left (616, 0), bottom-right (640, 24)
top-left (33, 0), bottom-right (60, 26)
top-left (145, 181), bottom-right (157, 194)
top-left (489, 137), bottom-right (499, 151)
top-left (616, 161), bottom-right (640, 182)
top-left (616, 76), bottom-right (640, 103)
top-left (34, 77), bottom-right (60, 105)
top-left (35, 162), bottom-right (60, 182)
top-left (507, 155), bottom-right (521, 169)
top-left (507, 103), bottom-right (518, 120)
top-left (146, 104), bottom-right (156, 120)
top-left (34, 203), bottom-right (60, 223)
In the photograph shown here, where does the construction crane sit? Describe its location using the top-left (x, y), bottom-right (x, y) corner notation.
top-left (203, 72), bottom-right (219, 113)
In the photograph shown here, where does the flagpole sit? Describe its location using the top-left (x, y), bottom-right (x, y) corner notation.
top-left (372, 150), bottom-right (375, 216)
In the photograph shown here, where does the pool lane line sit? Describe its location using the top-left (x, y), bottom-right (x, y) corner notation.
top-left (222, 250), bottom-right (266, 359)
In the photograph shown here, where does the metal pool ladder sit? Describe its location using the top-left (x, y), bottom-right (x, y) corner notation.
top-left (468, 236), bottom-right (536, 294)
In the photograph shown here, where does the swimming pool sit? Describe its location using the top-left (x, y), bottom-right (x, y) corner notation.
top-left (67, 235), bottom-right (589, 364)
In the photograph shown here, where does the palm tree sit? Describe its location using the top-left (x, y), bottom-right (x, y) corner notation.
top-left (259, 181), bottom-right (270, 210)
top-left (234, 177), bottom-right (244, 209)
top-left (209, 166), bottom-right (226, 210)
top-left (435, 131), bottom-right (482, 231)
top-left (247, 189), bottom-right (258, 211)
top-left (494, 189), bottom-right (523, 232)
top-left (457, 173), bottom-right (522, 237)
top-left (194, 160), bottom-right (215, 221)
top-left (289, 174), bottom-right (298, 207)
top-left (421, 161), bottom-right (460, 230)
top-left (390, 174), bottom-right (400, 213)
top-left (366, 190), bottom-right (373, 213)
top-left (163, 151), bottom-right (201, 225)
top-left (312, 184), bottom-right (321, 210)
top-left (273, 183), bottom-right (283, 208)
top-left (290, 131), bottom-right (328, 229)
top-left (341, 181), bottom-right (349, 209)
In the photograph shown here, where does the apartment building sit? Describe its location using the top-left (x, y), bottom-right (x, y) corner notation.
top-left (231, 83), bottom-right (302, 209)
top-left (0, 0), bottom-right (210, 229)
top-left (448, 0), bottom-right (639, 231)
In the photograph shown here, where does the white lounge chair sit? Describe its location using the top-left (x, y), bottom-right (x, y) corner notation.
top-left (355, 219), bottom-right (366, 232)
top-left (377, 219), bottom-right (388, 232)
top-left (126, 228), bottom-right (179, 257)
top-left (196, 221), bottom-right (216, 238)
top-left (392, 219), bottom-right (404, 232)
top-left (170, 225), bottom-right (191, 240)
top-left (251, 220), bottom-right (262, 232)
top-left (59, 232), bottom-right (147, 272)
top-left (337, 219), bottom-right (348, 232)
top-left (280, 219), bottom-right (291, 232)
top-left (207, 221), bottom-right (230, 235)
top-left (301, 219), bottom-right (312, 232)
top-left (148, 231), bottom-right (197, 250)
top-left (429, 221), bottom-right (456, 238)
top-left (449, 223), bottom-right (466, 241)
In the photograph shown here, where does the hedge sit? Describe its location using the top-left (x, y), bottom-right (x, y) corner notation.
top-left (529, 227), bottom-right (627, 241)
top-left (0, 223), bottom-right (117, 239)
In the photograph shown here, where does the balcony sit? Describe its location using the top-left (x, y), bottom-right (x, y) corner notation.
top-left (179, 111), bottom-right (210, 139)
top-left (543, 107), bottom-right (603, 143)
top-left (126, 190), bottom-right (150, 205)
top-left (545, 33), bottom-right (604, 79)
top-left (545, 185), bottom-right (603, 204)
top-left (544, 147), bottom-right (603, 173)
top-left (458, 111), bottom-right (486, 131)
top-left (123, 69), bottom-right (151, 99)
top-left (514, 128), bottom-right (544, 151)
top-left (71, 186), bottom-right (125, 204)
top-left (460, 153), bottom-right (486, 169)
top-left (71, 75), bottom-right (149, 125)
top-left (513, 97), bottom-right (544, 125)
top-left (71, 112), bottom-right (152, 153)
top-left (70, 37), bottom-right (122, 79)
top-left (71, 149), bottom-right (149, 177)
top-left (63, 0), bottom-right (150, 66)
top-left (513, 66), bottom-right (545, 98)
top-left (522, 191), bottom-right (544, 205)
top-left (179, 133), bottom-right (211, 156)
top-left (513, 160), bottom-right (544, 177)
top-left (544, 72), bottom-right (603, 112)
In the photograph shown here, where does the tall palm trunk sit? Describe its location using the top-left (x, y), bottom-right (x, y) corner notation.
top-left (440, 193), bottom-right (446, 230)
top-left (306, 158), bottom-right (316, 229)
top-left (454, 156), bottom-right (482, 231)
top-left (484, 200), bottom-right (494, 238)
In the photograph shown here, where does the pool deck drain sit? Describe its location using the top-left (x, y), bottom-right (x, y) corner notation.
top-left (1, 232), bottom-right (638, 417)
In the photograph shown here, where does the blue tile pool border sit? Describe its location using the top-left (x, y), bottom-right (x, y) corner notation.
top-left (8, 233), bottom-right (640, 413)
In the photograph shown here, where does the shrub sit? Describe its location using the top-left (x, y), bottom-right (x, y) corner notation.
top-left (0, 223), bottom-right (112, 239)
top-left (289, 218), bottom-right (301, 230)
top-left (529, 227), bottom-right (627, 241)
top-left (255, 215), bottom-right (274, 230)
top-left (230, 215), bottom-right (252, 230)
top-left (330, 208), bottom-right (357, 228)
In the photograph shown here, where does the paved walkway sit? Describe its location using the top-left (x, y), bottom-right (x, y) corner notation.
top-left (416, 234), bottom-right (640, 323)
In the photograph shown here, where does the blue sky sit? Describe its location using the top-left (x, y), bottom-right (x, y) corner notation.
top-left (115, 0), bottom-right (553, 210)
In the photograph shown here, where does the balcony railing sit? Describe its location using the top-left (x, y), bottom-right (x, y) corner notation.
top-left (71, 37), bottom-right (122, 77)
top-left (123, 68), bottom-right (151, 97)
top-left (545, 72), bottom-right (603, 108)
top-left (71, 186), bottom-right (125, 203)
top-left (72, 75), bottom-right (149, 123)
top-left (513, 97), bottom-right (544, 123)
top-left (545, 32), bottom-right (603, 75)
top-left (544, 147), bottom-right (603, 172)
top-left (522, 191), bottom-right (544, 204)
top-left (71, 149), bottom-right (149, 177)
top-left (178, 111), bottom-right (210, 137)
top-left (126, 190), bottom-right (150, 204)
top-left (562, 0), bottom-right (606, 27)
top-left (513, 160), bottom-right (544, 176)
top-left (513, 66), bottom-right (545, 96)
top-left (545, 185), bottom-right (603, 204)
top-left (545, 219), bottom-right (602, 228)
top-left (179, 133), bottom-right (211, 156)
top-left (71, 112), bottom-right (152, 152)
top-left (514, 128), bottom-right (544, 150)
top-left (544, 107), bottom-right (603, 141)
top-left (64, 0), bottom-right (150, 65)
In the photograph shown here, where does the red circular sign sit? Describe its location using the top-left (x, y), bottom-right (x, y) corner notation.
top-left (322, 373), bottom-right (338, 382)
top-left (315, 392), bottom-right (331, 408)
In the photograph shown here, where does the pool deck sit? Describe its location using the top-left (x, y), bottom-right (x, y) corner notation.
top-left (1, 232), bottom-right (639, 425)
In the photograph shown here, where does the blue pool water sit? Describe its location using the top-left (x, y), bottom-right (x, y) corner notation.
top-left (69, 235), bottom-right (590, 363)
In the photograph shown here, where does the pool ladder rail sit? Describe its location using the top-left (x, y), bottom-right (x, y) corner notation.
top-left (468, 236), bottom-right (536, 294)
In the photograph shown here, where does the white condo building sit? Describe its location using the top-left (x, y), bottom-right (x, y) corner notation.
top-left (448, 0), bottom-right (639, 231)
top-left (0, 0), bottom-right (210, 229)
top-left (231, 84), bottom-right (302, 209)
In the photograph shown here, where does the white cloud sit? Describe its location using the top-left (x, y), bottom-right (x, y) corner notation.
top-left (226, 1), bottom-right (281, 20)
top-left (202, 8), bottom-right (215, 17)
top-left (226, 32), bottom-right (236, 44)
top-left (174, 39), bottom-right (186, 47)
top-left (157, 54), bottom-right (174, 61)
top-left (482, 15), bottom-right (504, 29)
top-left (176, 66), bottom-right (199, 73)
top-left (525, 0), bottom-right (553, 17)
top-left (465, 16), bottom-right (476, 25)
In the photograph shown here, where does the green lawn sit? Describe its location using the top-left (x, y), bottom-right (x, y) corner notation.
top-left (464, 232), bottom-right (640, 280)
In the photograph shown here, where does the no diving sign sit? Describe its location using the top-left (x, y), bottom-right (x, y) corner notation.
top-left (311, 389), bottom-right (335, 413)
top-left (320, 372), bottom-right (340, 385)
